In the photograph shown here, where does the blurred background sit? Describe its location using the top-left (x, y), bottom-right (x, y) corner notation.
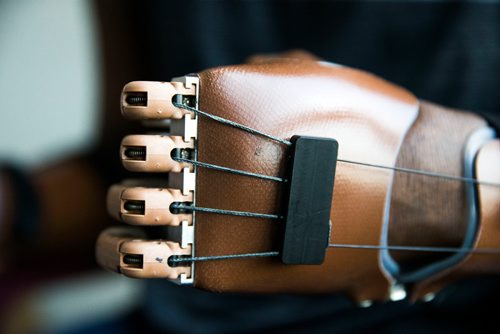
top-left (0, 1), bottom-right (145, 333)
top-left (0, 0), bottom-right (98, 166)
top-left (0, 0), bottom-right (499, 333)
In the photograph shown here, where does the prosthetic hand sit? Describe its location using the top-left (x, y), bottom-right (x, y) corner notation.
top-left (96, 52), bottom-right (500, 303)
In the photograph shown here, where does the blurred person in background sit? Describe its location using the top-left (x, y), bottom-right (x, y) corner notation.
top-left (1, 1), bottom-right (500, 333)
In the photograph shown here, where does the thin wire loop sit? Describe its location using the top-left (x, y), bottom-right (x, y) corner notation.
top-left (171, 203), bottom-right (283, 220)
top-left (173, 156), bottom-right (287, 183)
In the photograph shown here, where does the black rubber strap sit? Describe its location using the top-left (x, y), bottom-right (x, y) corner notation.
top-left (0, 165), bottom-right (40, 242)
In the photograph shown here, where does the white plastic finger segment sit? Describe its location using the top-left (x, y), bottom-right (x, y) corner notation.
top-left (168, 167), bottom-right (196, 195)
top-left (107, 184), bottom-right (193, 226)
top-left (121, 78), bottom-right (198, 120)
top-left (121, 135), bottom-right (194, 173)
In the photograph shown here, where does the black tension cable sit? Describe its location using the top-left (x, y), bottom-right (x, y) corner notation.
top-left (337, 159), bottom-right (500, 187)
top-left (166, 243), bottom-right (500, 265)
top-left (170, 203), bottom-right (283, 220)
top-left (172, 156), bottom-right (287, 183)
top-left (173, 102), bottom-right (292, 146)
top-left (125, 146), bottom-right (287, 182)
top-left (327, 243), bottom-right (500, 254)
top-left (168, 251), bottom-right (280, 265)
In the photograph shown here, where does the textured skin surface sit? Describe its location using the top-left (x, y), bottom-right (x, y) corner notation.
top-left (389, 102), bottom-right (486, 266)
top-left (193, 59), bottom-right (418, 301)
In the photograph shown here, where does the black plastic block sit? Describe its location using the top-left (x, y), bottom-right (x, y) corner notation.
top-left (281, 136), bottom-right (338, 265)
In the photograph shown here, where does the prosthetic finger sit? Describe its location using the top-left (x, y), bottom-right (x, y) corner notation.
top-left (96, 226), bottom-right (191, 282)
